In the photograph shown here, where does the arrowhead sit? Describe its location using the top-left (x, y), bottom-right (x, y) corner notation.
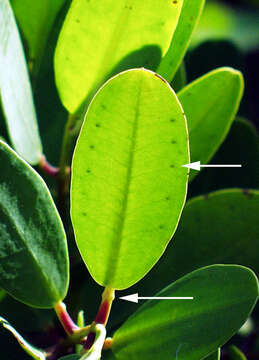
top-left (182, 161), bottom-right (200, 171)
top-left (119, 293), bottom-right (138, 303)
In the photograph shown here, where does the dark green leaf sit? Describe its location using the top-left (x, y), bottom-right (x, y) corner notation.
top-left (58, 356), bottom-right (80, 360)
top-left (229, 346), bottom-right (247, 360)
top-left (112, 265), bottom-right (259, 360)
top-left (11, 0), bottom-right (66, 76)
top-left (0, 141), bottom-right (69, 308)
top-left (190, 118), bottom-right (259, 196)
top-left (0, 0), bottom-right (42, 164)
top-left (71, 69), bottom-right (189, 290)
top-left (110, 189), bottom-right (259, 328)
top-left (205, 349), bottom-right (220, 360)
top-left (54, 0), bottom-right (183, 113)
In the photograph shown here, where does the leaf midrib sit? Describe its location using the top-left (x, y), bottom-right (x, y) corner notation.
top-left (104, 74), bottom-right (143, 285)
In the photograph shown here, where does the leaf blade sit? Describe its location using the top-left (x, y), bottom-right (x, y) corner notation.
top-left (157, 0), bottom-right (205, 81)
top-left (112, 265), bottom-right (259, 360)
top-left (0, 141), bottom-right (69, 308)
top-left (0, 0), bottom-right (42, 164)
top-left (71, 69), bottom-right (189, 290)
top-left (12, 0), bottom-right (66, 73)
top-left (178, 67), bottom-right (244, 181)
top-left (54, 0), bottom-right (183, 113)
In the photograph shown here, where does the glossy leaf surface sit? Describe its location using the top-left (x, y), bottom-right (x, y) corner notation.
top-left (55, 0), bottom-right (183, 113)
top-left (0, 141), bottom-right (69, 308)
top-left (113, 265), bottom-right (259, 360)
top-left (0, 0), bottom-right (42, 164)
top-left (71, 69), bottom-right (189, 290)
top-left (157, 0), bottom-right (205, 81)
top-left (12, 0), bottom-right (66, 73)
top-left (178, 67), bottom-right (244, 181)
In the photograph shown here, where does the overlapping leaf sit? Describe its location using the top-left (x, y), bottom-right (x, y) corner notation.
top-left (0, 141), bottom-right (69, 308)
top-left (0, 0), bottom-right (42, 164)
top-left (157, 0), bottom-right (205, 81)
top-left (112, 265), bottom-right (259, 360)
top-left (178, 67), bottom-right (244, 181)
top-left (12, 0), bottom-right (66, 76)
top-left (55, 0), bottom-right (183, 113)
top-left (71, 69), bottom-right (189, 290)
top-left (110, 189), bottom-right (259, 328)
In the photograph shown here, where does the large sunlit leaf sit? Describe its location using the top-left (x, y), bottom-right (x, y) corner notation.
top-left (0, 0), bottom-right (42, 164)
top-left (71, 69), bottom-right (189, 290)
top-left (11, 0), bottom-right (66, 76)
top-left (178, 67), bottom-right (244, 181)
top-left (55, 0), bottom-right (183, 114)
top-left (157, 0), bottom-right (205, 82)
top-left (0, 141), bottom-right (69, 308)
top-left (112, 265), bottom-right (259, 360)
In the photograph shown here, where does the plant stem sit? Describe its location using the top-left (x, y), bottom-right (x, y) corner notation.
top-left (81, 324), bottom-right (106, 360)
top-left (83, 288), bottom-right (115, 351)
top-left (57, 112), bottom-right (79, 213)
top-left (39, 155), bottom-right (59, 177)
top-left (54, 301), bottom-right (79, 335)
top-left (95, 287), bottom-right (115, 326)
top-left (103, 338), bottom-right (113, 350)
top-left (59, 113), bottom-right (77, 180)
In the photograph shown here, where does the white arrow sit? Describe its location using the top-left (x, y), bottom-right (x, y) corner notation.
top-left (182, 161), bottom-right (242, 171)
top-left (119, 293), bottom-right (194, 303)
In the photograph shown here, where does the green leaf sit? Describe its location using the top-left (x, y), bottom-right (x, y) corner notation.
top-left (54, 0), bottom-right (183, 114)
top-left (58, 356), bottom-right (80, 360)
top-left (11, 0), bottom-right (66, 76)
top-left (71, 68), bottom-right (189, 290)
top-left (190, 118), bottom-right (259, 194)
top-left (112, 265), bottom-right (259, 360)
top-left (0, 141), bottom-right (69, 308)
top-left (108, 189), bottom-right (259, 328)
top-left (205, 349), bottom-right (221, 360)
top-left (191, 2), bottom-right (236, 49)
top-left (136, 189), bottom-right (259, 294)
top-left (229, 346), bottom-right (247, 360)
top-left (170, 63), bottom-right (187, 93)
top-left (178, 67), bottom-right (244, 181)
top-left (0, 0), bottom-right (42, 164)
top-left (157, 0), bottom-right (205, 82)
top-left (0, 290), bottom-right (6, 302)
top-left (0, 316), bottom-right (46, 360)
top-left (191, 2), bottom-right (259, 52)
